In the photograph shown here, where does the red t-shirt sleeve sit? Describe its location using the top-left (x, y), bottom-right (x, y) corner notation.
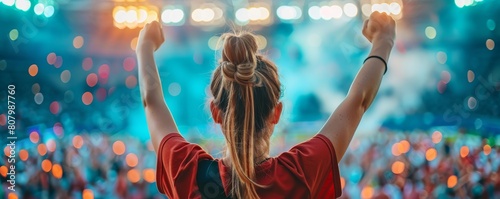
top-left (277, 134), bottom-right (342, 198)
top-left (156, 133), bottom-right (213, 199)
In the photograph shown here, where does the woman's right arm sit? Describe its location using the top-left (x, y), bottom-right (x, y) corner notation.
top-left (318, 12), bottom-right (396, 161)
top-left (137, 21), bottom-right (179, 153)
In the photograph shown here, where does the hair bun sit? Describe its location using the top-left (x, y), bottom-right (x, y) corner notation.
top-left (221, 61), bottom-right (256, 86)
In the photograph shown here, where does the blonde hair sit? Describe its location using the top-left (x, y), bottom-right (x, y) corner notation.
top-left (209, 32), bottom-right (281, 199)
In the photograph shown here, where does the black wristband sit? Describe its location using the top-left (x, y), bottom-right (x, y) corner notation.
top-left (363, 55), bottom-right (388, 75)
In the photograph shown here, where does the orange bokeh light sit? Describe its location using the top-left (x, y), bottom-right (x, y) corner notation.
top-left (73, 135), bottom-right (84, 149)
top-left (399, 140), bottom-right (410, 153)
top-left (38, 144), bottom-right (48, 156)
top-left (29, 64), bottom-right (38, 77)
top-left (113, 141), bottom-right (126, 155)
top-left (8, 193), bottom-right (18, 199)
top-left (391, 161), bottom-right (405, 174)
top-left (361, 186), bottom-right (374, 199)
top-left (19, 149), bottom-right (29, 161)
top-left (83, 189), bottom-right (94, 199)
top-left (483, 144), bottom-right (492, 155)
top-left (127, 169), bottom-right (141, 183)
top-left (460, 146), bottom-right (469, 158)
top-left (392, 142), bottom-right (401, 156)
top-left (52, 164), bottom-right (63, 179)
top-left (426, 148), bottom-right (437, 161)
top-left (41, 159), bottom-right (52, 172)
top-left (447, 175), bottom-right (458, 188)
top-left (143, 168), bottom-right (156, 183)
top-left (0, 165), bottom-right (7, 177)
top-left (126, 153), bottom-right (139, 167)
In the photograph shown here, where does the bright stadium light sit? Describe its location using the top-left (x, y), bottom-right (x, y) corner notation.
top-left (161, 8), bottom-right (184, 24)
top-left (44, 5), bottom-right (55, 17)
top-left (3, 0), bottom-right (15, 7)
top-left (34, 3), bottom-right (45, 15)
top-left (331, 5), bottom-right (343, 19)
top-left (235, 8), bottom-right (249, 22)
top-left (320, 6), bottom-right (333, 20)
top-left (277, 6), bottom-right (302, 20)
top-left (113, 7), bottom-right (127, 23)
top-left (15, 0), bottom-right (31, 12)
top-left (389, 3), bottom-right (402, 15)
top-left (343, 3), bottom-right (358, 17)
top-left (308, 6), bottom-right (321, 20)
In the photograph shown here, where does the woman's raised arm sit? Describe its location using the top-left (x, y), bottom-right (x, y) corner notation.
top-left (136, 21), bottom-right (179, 153)
top-left (319, 12), bottom-right (396, 161)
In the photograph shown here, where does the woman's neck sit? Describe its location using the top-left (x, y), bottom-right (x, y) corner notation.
top-left (223, 136), bottom-right (271, 166)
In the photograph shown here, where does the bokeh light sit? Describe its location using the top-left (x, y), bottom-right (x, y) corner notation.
top-left (391, 142), bottom-right (402, 156)
top-left (47, 139), bottom-right (56, 152)
top-left (0, 166), bottom-right (7, 177)
top-left (399, 140), bottom-right (410, 153)
top-left (126, 75), bottom-right (138, 89)
top-left (426, 148), bottom-right (437, 161)
top-left (82, 92), bottom-right (94, 105)
top-left (29, 64), bottom-right (38, 77)
top-left (8, 192), bottom-right (17, 199)
top-left (83, 189), bottom-right (94, 199)
top-left (82, 57), bottom-right (93, 71)
top-left (126, 153), bottom-right (139, 167)
top-left (123, 57), bottom-right (136, 71)
top-left (61, 70), bottom-right (71, 83)
top-left (343, 3), bottom-right (358, 18)
top-left (38, 144), bottom-right (47, 156)
top-left (35, 92), bottom-right (44, 104)
top-left (436, 51), bottom-right (447, 64)
top-left (41, 159), bottom-right (52, 172)
top-left (447, 175), bottom-right (457, 188)
top-left (486, 39), bottom-right (495, 50)
top-left (425, 26), bottom-right (437, 39)
top-left (53, 122), bottom-right (64, 137)
top-left (483, 144), bottom-right (491, 155)
top-left (0, 114), bottom-right (5, 126)
top-left (34, 3), bottom-right (44, 15)
top-left (168, 82), bottom-right (181, 96)
top-left (50, 101), bottom-right (60, 114)
top-left (86, 73), bottom-right (98, 87)
top-left (143, 169), bottom-right (156, 183)
top-left (113, 141), bottom-right (126, 155)
top-left (20, 149), bottom-right (29, 161)
top-left (52, 164), bottom-right (63, 179)
top-left (361, 186), bottom-right (374, 199)
top-left (130, 37), bottom-right (138, 51)
top-left (460, 146), bottom-right (469, 158)
top-left (73, 135), bottom-right (84, 149)
top-left (73, 36), bottom-right (84, 49)
top-left (467, 70), bottom-right (475, 83)
top-left (432, 131), bottom-right (442, 144)
top-left (391, 161), bottom-right (405, 174)
top-left (30, 131), bottom-right (40, 143)
top-left (127, 169), bottom-right (141, 183)
top-left (44, 5), bottom-right (55, 17)
top-left (9, 29), bottom-right (18, 41)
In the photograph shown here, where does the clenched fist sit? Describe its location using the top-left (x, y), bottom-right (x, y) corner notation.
top-left (362, 12), bottom-right (396, 44)
top-left (137, 21), bottom-right (165, 52)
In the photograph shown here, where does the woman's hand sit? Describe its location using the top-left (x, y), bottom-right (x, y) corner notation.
top-left (137, 21), bottom-right (165, 53)
top-left (362, 12), bottom-right (396, 45)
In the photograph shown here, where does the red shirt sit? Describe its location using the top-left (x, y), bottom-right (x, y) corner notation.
top-left (156, 133), bottom-right (342, 199)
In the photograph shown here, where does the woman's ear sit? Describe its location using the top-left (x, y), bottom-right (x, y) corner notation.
top-left (210, 100), bottom-right (222, 124)
top-left (271, 102), bottom-right (283, 124)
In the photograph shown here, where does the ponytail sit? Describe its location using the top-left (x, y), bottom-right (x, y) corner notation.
top-left (209, 32), bottom-right (281, 199)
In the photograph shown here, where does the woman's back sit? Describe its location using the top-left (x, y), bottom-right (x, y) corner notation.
top-left (155, 133), bottom-right (341, 199)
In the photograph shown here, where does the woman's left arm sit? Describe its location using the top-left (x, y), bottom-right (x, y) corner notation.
top-left (136, 21), bottom-right (179, 153)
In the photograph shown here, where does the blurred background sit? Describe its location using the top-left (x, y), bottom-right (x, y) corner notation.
top-left (1, 0), bottom-right (500, 198)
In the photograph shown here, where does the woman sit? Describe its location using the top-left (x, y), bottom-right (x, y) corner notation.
top-left (136, 11), bottom-right (395, 199)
